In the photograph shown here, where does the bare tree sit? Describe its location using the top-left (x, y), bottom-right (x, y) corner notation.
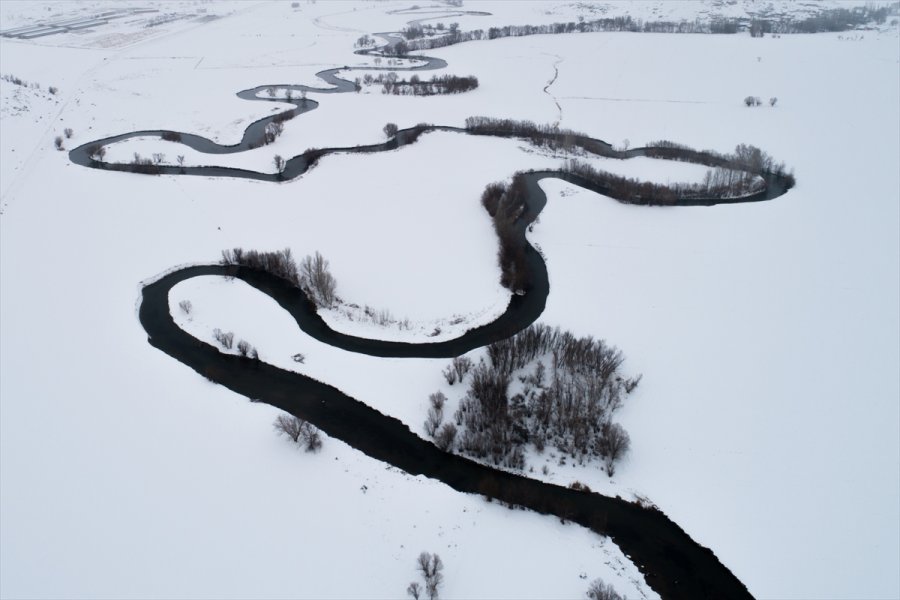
top-left (300, 251), bottom-right (337, 308)
top-left (152, 152), bottom-right (165, 165)
top-left (237, 339), bottom-right (252, 357)
top-left (383, 122), bottom-right (399, 138)
top-left (64, 127), bottom-right (73, 138)
top-left (178, 300), bottom-right (192, 315)
top-left (54, 136), bottom-right (64, 150)
top-left (586, 579), bottom-right (623, 600)
top-left (599, 422), bottom-right (630, 476)
top-left (177, 155), bottom-right (185, 170)
top-left (414, 553), bottom-right (444, 600)
top-left (769, 96), bottom-right (778, 107)
top-left (415, 552), bottom-right (444, 600)
top-left (274, 154), bottom-right (286, 176)
top-left (425, 406), bottom-right (443, 437)
top-left (424, 392), bottom-right (446, 437)
top-left (406, 582), bottom-right (422, 600)
top-left (274, 414), bottom-right (304, 443)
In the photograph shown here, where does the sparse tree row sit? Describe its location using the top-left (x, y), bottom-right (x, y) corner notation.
top-left (426, 324), bottom-right (639, 476)
top-left (398, 5), bottom-right (894, 54)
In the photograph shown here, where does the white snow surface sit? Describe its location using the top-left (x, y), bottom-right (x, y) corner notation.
top-left (1, 1), bottom-right (898, 600)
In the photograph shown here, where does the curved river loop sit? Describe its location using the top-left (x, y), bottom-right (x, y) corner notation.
top-left (70, 24), bottom-right (793, 600)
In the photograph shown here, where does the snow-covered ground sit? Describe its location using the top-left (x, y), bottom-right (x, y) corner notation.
top-left (2, 1), bottom-right (898, 599)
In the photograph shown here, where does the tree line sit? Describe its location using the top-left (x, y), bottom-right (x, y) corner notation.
top-left (398, 5), bottom-right (895, 54)
top-left (425, 324), bottom-right (639, 476)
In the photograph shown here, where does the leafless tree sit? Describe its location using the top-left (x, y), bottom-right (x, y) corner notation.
top-left (64, 127), bottom-right (73, 138)
top-left (152, 153), bottom-right (165, 165)
top-left (769, 96), bottom-right (778, 107)
top-left (599, 422), bottom-right (630, 476)
top-left (274, 414), bottom-right (304, 443)
top-left (237, 339), bottom-right (252, 357)
top-left (383, 122), bottom-right (399, 138)
top-left (212, 328), bottom-right (234, 350)
top-left (177, 155), bottom-right (185, 167)
top-left (54, 136), bottom-right (64, 150)
top-left (406, 582), bottom-right (422, 600)
top-left (300, 251), bottom-right (337, 308)
top-left (424, 392), bottom-right (446, 437)
top-left (586, 578), bottom-right (623, 600)
top-left (425, 406), bottom-right (443, 437)
top-left (274, 414), bottom-right (322, 451)
top-left (178, 300), bottom-right (192, 315)
top-left (274, 154), bottom-right (286, 176)
top-left (416, 552), bottom-right (444, 600)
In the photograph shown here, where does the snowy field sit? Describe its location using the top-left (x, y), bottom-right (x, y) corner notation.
top-left (1, 1), bottom-right (898, 599)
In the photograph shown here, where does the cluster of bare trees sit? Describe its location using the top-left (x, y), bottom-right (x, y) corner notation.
top-left (433, 325), bottom-right (638, 475)
top-left (221, 247), bottom-right (301, 286)
top-left (586, 579), bottom-right (624, 600)
top-left (219, 248), bottom-right (337, 309)
top-left (465, 116), bottom-right (617, 158)
top-left (212, 328), bottom-right (259, 359)
top-left (642, 140), bottom-right (794, 184)
top-left (274, 414), bottom-right (322, 452)
top-left (116, 152), bottom-right (164, 174)
top-left (767, 5), bottom-right (894, 33)
top-left (566, 159), bottom-right (765, 204)
top-left (442, 356), bottom-right (473, 385)
top-left (364, 73), bottom-right (478, 96)
top-left (480, 176), bottom-right (531, 292)
top-left (407, 552), bottom-right (444, 600)
top-left (744, 96), bottom-right (777, 107)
